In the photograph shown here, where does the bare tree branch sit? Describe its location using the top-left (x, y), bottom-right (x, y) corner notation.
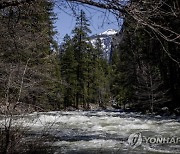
top-left (67, 0), bottom-right (126, 13)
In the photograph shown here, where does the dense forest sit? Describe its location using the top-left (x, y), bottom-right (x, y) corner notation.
top-left (111, 0), bottom-right (180, 114)
top-left (0, 0), bottom-right (179, 115)
top-left (0, 0), bottom-right (180, 154)
top-left (0, 0), bottom-right (61, 113)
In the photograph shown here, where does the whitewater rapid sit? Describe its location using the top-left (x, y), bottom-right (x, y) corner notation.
top-left (0, 110), bottom-right (180, 153)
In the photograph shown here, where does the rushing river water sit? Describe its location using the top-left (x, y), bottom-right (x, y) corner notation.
top-left (1, 110), bottom-right (180, 154)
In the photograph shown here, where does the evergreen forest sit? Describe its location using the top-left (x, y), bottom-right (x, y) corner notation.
top-left (0, 0), bottom-right (180, 115)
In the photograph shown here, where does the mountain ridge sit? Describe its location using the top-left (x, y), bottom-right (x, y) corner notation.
top-left (90, 29), bottom-right (118, 61)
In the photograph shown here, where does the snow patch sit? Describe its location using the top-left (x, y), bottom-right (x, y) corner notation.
top-left (100, 29), bottom-right (118, 36)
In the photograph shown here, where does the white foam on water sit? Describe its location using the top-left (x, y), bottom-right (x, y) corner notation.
top-left (142, 144), bottom-right (180, 154)
top-left (0, 110), bottom-right (180, 153)
top-left (52, 139), bottom-right (120, 149)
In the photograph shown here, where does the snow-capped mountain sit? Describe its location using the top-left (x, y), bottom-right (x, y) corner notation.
top-left (99, 29), bottom-right (118, 36)
top-left (90, 29), bottom-right (118, 61)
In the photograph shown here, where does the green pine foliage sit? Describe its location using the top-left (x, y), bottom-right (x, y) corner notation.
top-left (1, 0), bottom-right (179, 114)
top-left (60, 10), bottom-right (111, 109)
top-left (0, 0), bottom-right (61, 112)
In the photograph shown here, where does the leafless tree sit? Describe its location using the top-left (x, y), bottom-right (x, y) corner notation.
top-left (65, 0), bottom-right (180, 42)
top-left (1, 0), bottom-right (179, 44)
top-left (135, 61), bottom-right (171, 113)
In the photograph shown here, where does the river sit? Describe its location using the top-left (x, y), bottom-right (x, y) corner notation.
top-left (1, 110), bottom-right (180, 153)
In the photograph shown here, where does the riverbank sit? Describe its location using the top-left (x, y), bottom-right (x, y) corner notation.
top-left (1, 101), bottom-right (180, 118)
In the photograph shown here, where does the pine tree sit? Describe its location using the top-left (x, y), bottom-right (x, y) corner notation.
top-left (0, 0), bottom-right (60, 110)
top-left (60, 35), bottom-right (78, 108)
top-left (60, 10), bottom-right (112, 109)
top-left (90, 37), bottom-right (111, 108)
top-left (71, 10), bottom-right (92, 108)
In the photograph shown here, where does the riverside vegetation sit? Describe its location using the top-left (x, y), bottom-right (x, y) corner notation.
top-left (0, 0), bottom-right (180, 153)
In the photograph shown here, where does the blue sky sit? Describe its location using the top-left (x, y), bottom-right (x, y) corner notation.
top-left (53, 5), bottom-right (123, 43)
